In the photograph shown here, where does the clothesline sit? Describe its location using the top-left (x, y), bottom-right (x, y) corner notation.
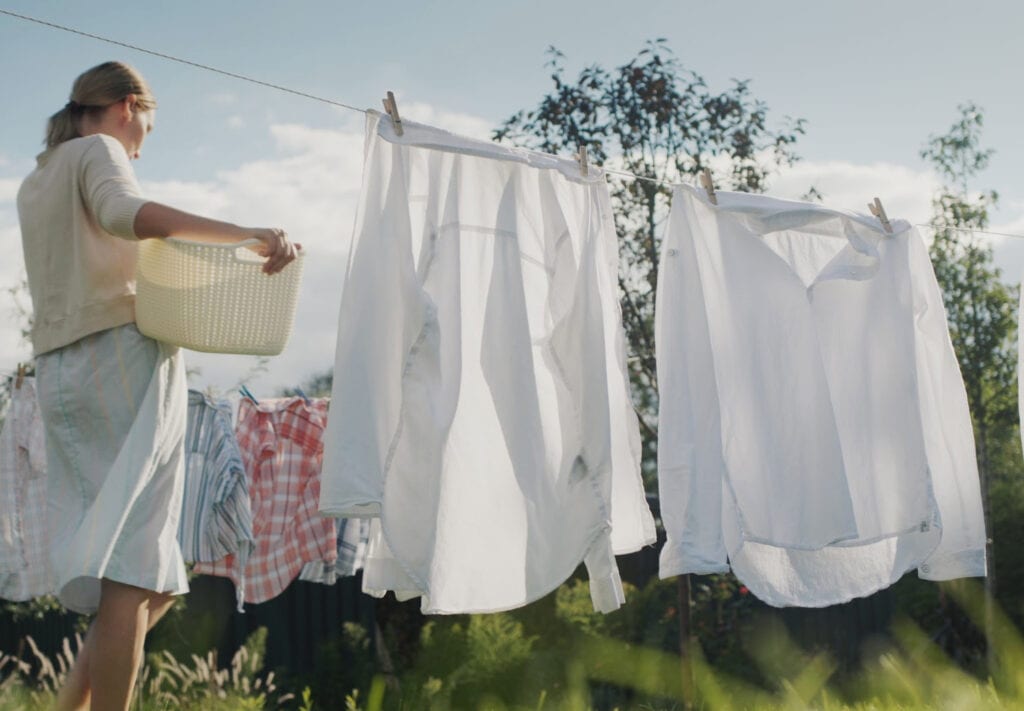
top-left (0, 8), bottom-right (366, 114)
top-left (2, 6), bottom-right (1023, 243)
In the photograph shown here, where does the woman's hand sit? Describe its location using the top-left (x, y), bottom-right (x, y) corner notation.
top-left (134, 203), bottom-right (301, 274)
top-left (251, 228), bottom-right (301, 274)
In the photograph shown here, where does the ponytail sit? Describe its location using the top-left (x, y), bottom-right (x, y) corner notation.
top-left (45, 104), bottom-right (80, 149)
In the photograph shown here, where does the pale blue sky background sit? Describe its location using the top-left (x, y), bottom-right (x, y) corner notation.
top-left (2, 1), bottom-right (1023, 393)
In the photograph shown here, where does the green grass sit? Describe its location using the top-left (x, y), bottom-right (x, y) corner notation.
top-left (1, 580), bottom-right (1021, 710)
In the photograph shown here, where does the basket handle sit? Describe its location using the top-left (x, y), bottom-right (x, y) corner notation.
top-left (232, 239), bottom-right (268, 264)
top-left (165, 236), bottom-right (266, 258)
top-left (163, 236), bottom-right (294, 264)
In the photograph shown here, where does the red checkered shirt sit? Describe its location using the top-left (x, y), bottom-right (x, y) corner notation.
top-left (194, 397), bottom-right (336, 604)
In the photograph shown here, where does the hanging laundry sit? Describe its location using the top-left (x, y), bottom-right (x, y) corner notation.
top-left (194, 396), bottom-right (336, 605)
top-left (180, 390), bottom-right (255, 611)
top-left (298, 517), bottom-right (370, 585)
top-left (319, 112), bottom-right (655, 615)
top-left (656, 184), bottom-right (986, 607)
top-left (0, 377), bottom-right (52, 601)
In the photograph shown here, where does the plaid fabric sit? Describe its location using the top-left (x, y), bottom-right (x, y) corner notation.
top-left (180, 391), bottom-right (254, 610)
top-left (298, 516), bottom-right (369, 584)
top-left (194, 397), bottom-right (336, 604)
top-left (0, 378), bottom-right (52, 600)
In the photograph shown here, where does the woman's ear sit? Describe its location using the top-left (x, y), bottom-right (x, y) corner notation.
top-left (121, 94), bottom-right (138, 120)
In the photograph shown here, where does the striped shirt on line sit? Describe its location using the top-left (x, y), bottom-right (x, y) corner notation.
top-left (180, 390), bottom-right (254, 611)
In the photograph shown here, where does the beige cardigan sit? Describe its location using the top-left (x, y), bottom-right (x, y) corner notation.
top-left (17, 134), bottom-right (150, 355)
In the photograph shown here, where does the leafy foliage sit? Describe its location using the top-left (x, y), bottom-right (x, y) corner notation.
top-left (922, 103), bottom-right (1016, 441)
top-left (920, 104), bottom-right (1020, 622)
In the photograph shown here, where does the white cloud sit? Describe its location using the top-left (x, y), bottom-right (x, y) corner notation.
top-left (226, 115), bottom-right (245, 130)
top-left (769, 160), bottom-right (941, 225)
top-left (0, 223), bottom-right (24, 275)
top-left (398, 102), bottom-right (495, 141)
top-left (0, 178), bottom-right (19, 204)
top-left (141, 179), bottom-right (231, 214)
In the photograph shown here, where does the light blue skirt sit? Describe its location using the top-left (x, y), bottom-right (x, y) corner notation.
top-left (35, 323), bottom-right (189, 614)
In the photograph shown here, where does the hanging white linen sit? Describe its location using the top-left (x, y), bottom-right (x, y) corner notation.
top-left (319, 112), bottom-right (655, 614)
top-left (656, 185), bottom-right (986, 607)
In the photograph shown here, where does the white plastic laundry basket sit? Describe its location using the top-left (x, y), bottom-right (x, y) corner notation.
top-left (135, 237), bottom-right (304, 355)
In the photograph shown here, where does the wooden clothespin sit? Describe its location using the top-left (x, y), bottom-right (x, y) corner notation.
top-left (15, 363), bottom-right (26, 390)
top-left (700, 168), bottom-right (717, 205)
top-left (576, 145), bottom-right (589, 177)
top-left (867, 197), bottom-right (893, 234)
top-left (382, 91), bottom-right (404, 136)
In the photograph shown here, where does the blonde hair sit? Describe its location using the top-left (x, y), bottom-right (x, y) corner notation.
top-left (45, 61), bottom-right (157, 148)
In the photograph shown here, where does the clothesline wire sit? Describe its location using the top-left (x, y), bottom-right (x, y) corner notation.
top-left (603, 167), bottom-right (1024, 241)
top-left (914, 224), bottom-right (1024, 240)
top-left (3, 7), bottom-right (1024, 243)
top-left (0, 8), bottom-right (367, 114)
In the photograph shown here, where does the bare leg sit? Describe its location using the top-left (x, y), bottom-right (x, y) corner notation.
top-left (86, 579), bottom-right (154, 711)
top-left (132, 592), bottom-right (178, 679)
top-left (53, 585), bottom-right (181, 711)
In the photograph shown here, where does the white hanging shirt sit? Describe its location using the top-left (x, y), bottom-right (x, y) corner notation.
top-left (319, 112), bottom-right (655, 614)
top-left (656, 185), bottom-right (986, 607)
top-left (0, 377), bottom-right (53, 600)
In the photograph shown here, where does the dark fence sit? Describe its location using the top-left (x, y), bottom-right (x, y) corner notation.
top-left (0, 603), bottom-right (81, 662)
top-left (0, 572), bottom-right (376, 681)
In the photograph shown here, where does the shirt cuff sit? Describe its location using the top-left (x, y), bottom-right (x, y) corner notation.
top-left (918, 548), bottom-right (987, 581)
top-left (106, 196), bottom-right (149, 240)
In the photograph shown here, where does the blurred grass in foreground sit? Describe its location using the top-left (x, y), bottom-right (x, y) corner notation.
top-left (1, 579), bottom-right (1020, 710)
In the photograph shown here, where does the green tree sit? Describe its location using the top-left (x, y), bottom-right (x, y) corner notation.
top-left (920, 102), bottom-right (1019, 608)
top-left (278, 369), bottom-right (334, 398)
top-left (495, 39), bottom-right (805, 479)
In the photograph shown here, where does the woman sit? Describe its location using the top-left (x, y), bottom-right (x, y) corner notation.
top-left (16, 61), bottom-right (298, 711)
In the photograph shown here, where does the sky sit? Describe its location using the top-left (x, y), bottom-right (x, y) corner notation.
top-left (2, 0), bottom-right (1023, 395)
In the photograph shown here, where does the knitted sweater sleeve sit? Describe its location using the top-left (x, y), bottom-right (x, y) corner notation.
top-left (78, 134), bottom-right (149, 239)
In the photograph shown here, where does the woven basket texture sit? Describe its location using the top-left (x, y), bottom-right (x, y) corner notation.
top-left (136, 238), bottom-right (304, 355)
